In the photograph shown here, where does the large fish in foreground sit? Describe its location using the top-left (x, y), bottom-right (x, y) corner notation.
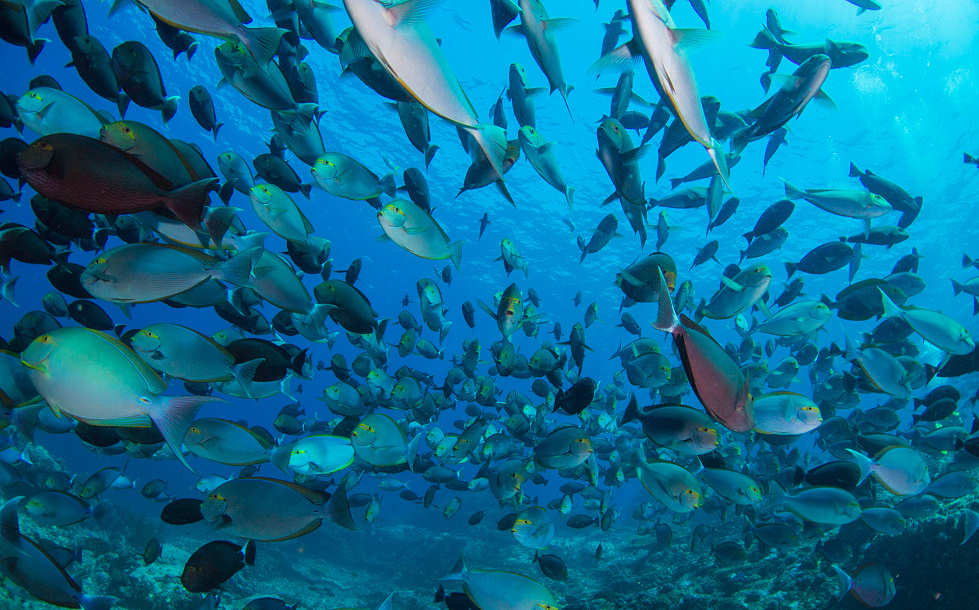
top-left (20, 327), bottom-right (220, 471)
top-left (17, 134), bottom-right (217, 230)
top-left (343, 0), bottom-right (507, 181)
top-left (652, 268), bottom-right (753, 432)
top-left (598, 0), bottom-right (729, 185)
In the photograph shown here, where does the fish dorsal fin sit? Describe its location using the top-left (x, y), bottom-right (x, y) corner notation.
top-left (247, 476), bottom-right (329, 505)
top-left (386, 0), bottom-right (441, 26)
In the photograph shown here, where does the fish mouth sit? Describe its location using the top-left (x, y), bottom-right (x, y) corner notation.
top-left (20, 358), bottom-right (47, 374)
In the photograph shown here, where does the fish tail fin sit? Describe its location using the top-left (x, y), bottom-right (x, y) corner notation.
top-left (467, 123), bottom-right (507, 184)
top-left (963, 254), bottom-right (974, 269)
top-left (565, 186), bottom-right (575, 212)
top-left (966, 153), bottom-right (979, 165)
top-left (164, 177), bottom-right (218, 230)
top-left (952, 279), bottom-right (963, 296)
top-left (450, 242), bottom-right (463, 271)
top-left (243, 539), bottom-right (256, 566)
top-left (1, 276), bottom-right (17, 307)
top-left (116, 93), bottom-right (130, 119)
top-left (845, 448), bottom-right (874, 484)
top-left (216, 246), bottom-right (261, 287)
top-left (148, 395), bottom-right (223, 472)
top-left (219, 182), bottom-right (234, 205)
top-left (561, 87), bottom-right (574, 122)
top-left (299, 183), bottom-right (312, 198)
top-left (268, 443), bottom-right (292, 473)
top-left (749, 27), bottom-right (778, 51)
top-left (107, 0), bottom-right (131, 16)
top-left (79, 595), bottom-right (118, 610)
top-left (974, 297), bottom-right (979, 316)
top-left (27, 39), bottom-right (46, 64)
top-left (831, 565), bottom-right (853, 600)
top-left (213, 123), bottom-right (223, 140)
top-left (848, 162), bottom-right (862, 177)
top-left (652, 268), bottom-right (679, 333)
top-left (161, 96), bottom-right (179, 123)
top-left (240, 26), bottom-right (288, 64)
top-left (425, 144), bottom-right (439, 168)
top-left (708, 143), bottom-right (731, 190)
top-left (782, 179), bottom-right (803, 199)
top-left (232, 357), bottom-right (264, 397)
top-left (445, 555), bottom-right (467, 581)
top-left (784, 261), bottom-right (796, 278)
top-left (619, 393), bottom-right (639, 425)
top-left (877, 288), bottom-right (902, 319)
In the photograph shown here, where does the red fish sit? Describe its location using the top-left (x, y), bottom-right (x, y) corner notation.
top-left (17, 133), bottom-right (217, 229)
top-left (652, 268), bottom-right (754, 432)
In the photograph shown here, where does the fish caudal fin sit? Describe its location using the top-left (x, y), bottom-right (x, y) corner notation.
top-left (782, 179), bottom-right (804, 199)
top-left (148, 395), bottom-right (223, 472)
top-left (844, 448), bottom-right (873, 484)
top-left (652, 268), bottom-right (679, 333)
top-left (449, 242), bottom-right (463, 271)
top-left (164, 178), bottom-right (219, 230)
top-left (216, 246), bottom-right (262, 287)
top-left (876, 288), bottom-right (902, 320)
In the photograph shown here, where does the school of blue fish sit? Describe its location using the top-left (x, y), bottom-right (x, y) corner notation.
top-left (0, 0), bottom-right (975, 608)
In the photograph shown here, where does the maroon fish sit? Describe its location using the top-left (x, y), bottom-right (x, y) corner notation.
top-left (653, 268), bottom-right (754, 432)
top-left (17, 133), bottom-right (217, 229)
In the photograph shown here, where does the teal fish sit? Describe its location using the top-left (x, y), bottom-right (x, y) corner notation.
top-left (21, 327), bottom-right (219, 470)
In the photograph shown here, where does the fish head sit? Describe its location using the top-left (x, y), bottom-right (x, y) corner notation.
top-left (17, 139), bottom-right (56, 172)
top-left (572, 437), bottom-right (593, 457)
top-left (798, 404), bottom-right (823, 428)
top-left (130, 328), bottom-right (162, 352)
top-left (201, 492), bottom-right (229, 521)
top-left (312, 157), bottom-right (340, 182)
top-left (20, 332), bottom-right (57, 376)
top-left (681, 487), bottom-right (702, 510)
top-left (249, 184), bottom-right (274, 205)
top-left (960, 328), bottom-right (975, 350)
top-left (215, 41), bottom-right (249, 66)
top-left (378, 203), bottom-right (406, 228)
top-left (15, 88), bottom-right (50, 117)
top-left (694, 425), bottom-right (720, 450)
top-left (100, 122), bottom-right (137, 152)
top-left (509, 62), bottom-right (529, 87)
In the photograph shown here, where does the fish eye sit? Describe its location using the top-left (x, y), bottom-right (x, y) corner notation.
top-left (189, 426), bottom-right (199, 434)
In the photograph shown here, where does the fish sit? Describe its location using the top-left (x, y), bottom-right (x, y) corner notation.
top-left (201, 476), bottom-right (355, 540)
top-left (653, 268), bottom-right (753, 432)
top-left (511, 0), bottom-right (573, 117)
top-left (597, 0), bottom-right (729, 184)
top-left (81, 243), bottom-right (257, 303)
top-left (378, 199), bottom-right (462, 269)
top-left (110, 0), bottom-right (286, 63)
top-left (0, 497), bottom-right (116, 608)
top-left (16, 87), bottom-right (107, 138)
top-left (22, 327), bottom-right (220, 471)
top-left (181, 539), bottom-right (255, 593)
top-left (444, 556), bottom-right (558, 610)
top-left (518, 125), bottom-right (574, 209)
top-left (343, 0), bottom-right (506, 180)
top-left (18, 134), bottom-right (217, 229)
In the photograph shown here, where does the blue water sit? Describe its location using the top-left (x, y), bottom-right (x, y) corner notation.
top-left (2, 0), bottom-right (979, 608)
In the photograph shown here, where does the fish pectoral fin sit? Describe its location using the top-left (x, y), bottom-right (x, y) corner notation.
top-left (672, 28), bottom-right (716, 50)
top-left (720, 276), bottom-right (745, 292)
top-left (387, 0), bottom-right (442, 26)
top-left (542, 17), bottom-right (576, 31)
top-left (589, 39), bottom-right (641, 75)
top-left (402, 225), bottom-right (429, 235)
top-left (813, 88), bottom-right (837, 109)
